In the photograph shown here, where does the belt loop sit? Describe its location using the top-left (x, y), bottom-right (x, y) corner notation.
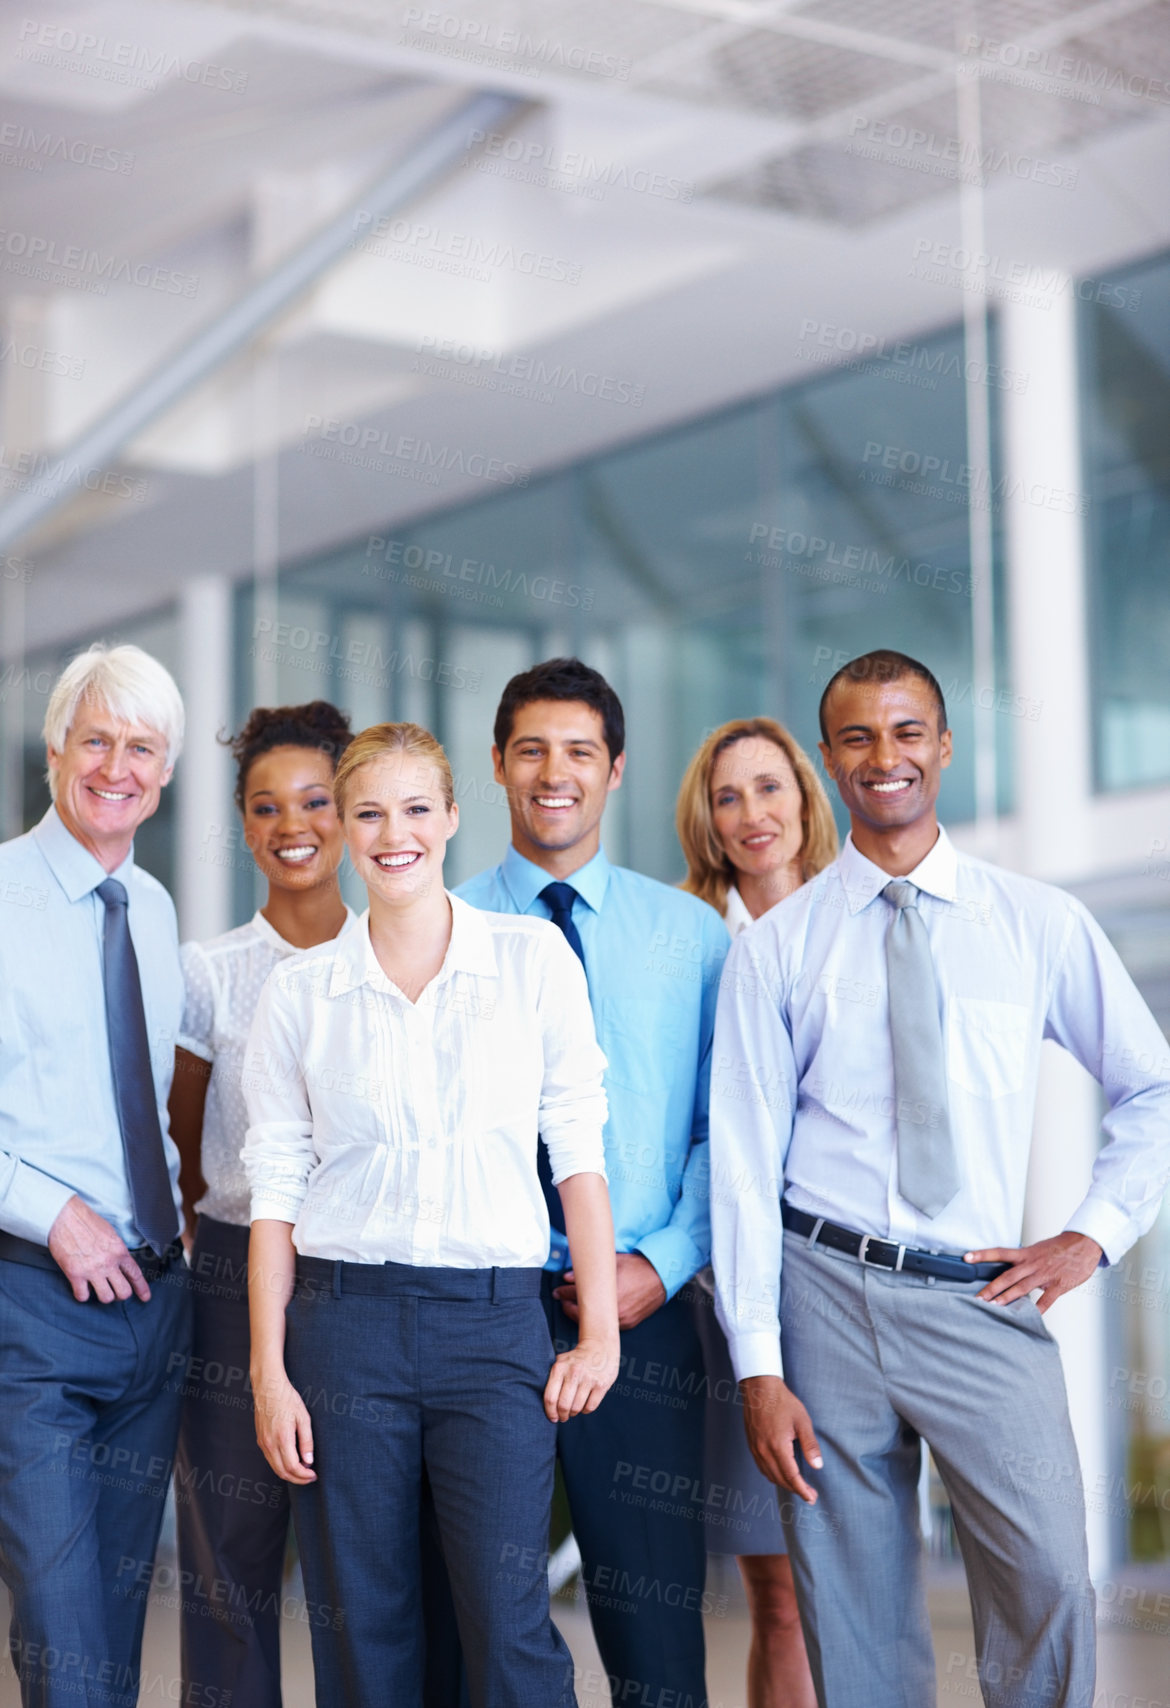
top-left (332, 1261), bottom-right (343, 1301)
top-left (491, 1267), bottom-right (500, 1304)
top-left (807, 1217), bottom-right (825, 1250)
top-left (895, 1245), bottom-right (906, 1272)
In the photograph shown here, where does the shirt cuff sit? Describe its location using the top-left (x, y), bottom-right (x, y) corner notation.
top-left (727, 1330), bottom-right (785, 1383)
top-left (549, 1157), bottom-right (608, 1188)
top-left (634, 1228), bottom-right (703, 1302)
top-left (0, 1161), bottom-right (76, 1247)
top-left (249, 1189), bottom-right (306, 1224)
top-left (177, 1033), bottom-right (214, 1063)
top-left (1063, 1196), bottom-right (1133, 1267)
top-left (545, 1127), bottom-right (608, 1188)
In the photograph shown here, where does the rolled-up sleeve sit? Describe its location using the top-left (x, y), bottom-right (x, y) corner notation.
top-left (242, 969), bottom-right (316, 1224)
top-left (536, 928), bottom-right (608, 1186)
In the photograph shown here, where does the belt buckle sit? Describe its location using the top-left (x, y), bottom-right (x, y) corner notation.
top-left (857, 1236), bottom-right (905, 1271)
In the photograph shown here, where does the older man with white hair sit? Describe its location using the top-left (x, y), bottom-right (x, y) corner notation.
top-left (0, 643), bottom-right (191, 1708)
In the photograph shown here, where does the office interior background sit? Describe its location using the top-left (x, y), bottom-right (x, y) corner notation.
top-left (1, 0), bottom-right (1169, 1697)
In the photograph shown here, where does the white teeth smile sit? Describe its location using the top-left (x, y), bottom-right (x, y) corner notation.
top-left (534, 796), bottom-right (575, 809)
top-left (868, 780), bottom-right (911, 793)
top-left (375, 852), bottom-right (420, 868)
top-left (91, 788), bottom-right (131, 801)
top-left (276, 846), bottom-right (316, 863)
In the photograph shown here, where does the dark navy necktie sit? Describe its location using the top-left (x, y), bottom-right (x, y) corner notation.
top-left (537, 881), bottom-right (585, 1235)
top-left (97, 879), bottom-right (179, 1256)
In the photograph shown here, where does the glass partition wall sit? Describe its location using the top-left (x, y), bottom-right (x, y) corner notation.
top-left (254, 319), bottom-right (998, 906)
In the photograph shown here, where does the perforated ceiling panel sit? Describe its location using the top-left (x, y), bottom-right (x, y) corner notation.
top-left (641, 26), bottom-right (924, 119)
top-left (1068, 1), bottom-right (1170, 91)
top-left (203, 0), bottom-right (1170, 227)
top-left (789, 0), bottom-right (1117, 54)
top-left (701, 0), bottom-right (1168, 223)
top-left (713, 73), bottom-right (1130, 225)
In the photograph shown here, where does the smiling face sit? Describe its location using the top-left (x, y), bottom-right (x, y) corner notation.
top-left (709, 736), bottom-right (805, 883)
top-left (493, 698), bottom-right (624, 874)
top-left (818, 674), bottom-right (951, 851)
top-left (242, 746), bottom-right (346, 894)
top-left (342, 753), bottom-right (458, 908)
top-left (48, 700), bottom-right (172, 870)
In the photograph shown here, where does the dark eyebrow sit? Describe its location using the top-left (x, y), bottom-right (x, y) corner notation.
top-left (510, 736), bottom-right (602, 753)
top-left (247, 781), bottom-right (330, 798)
top-left (835, 718), bottom-right (927, 737)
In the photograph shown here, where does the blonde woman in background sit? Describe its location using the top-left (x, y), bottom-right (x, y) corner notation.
top-left (677, 717), bottom-right (837, 1708)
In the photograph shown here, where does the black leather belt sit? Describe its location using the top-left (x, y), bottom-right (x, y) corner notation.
top-left (782, 1202), bottom-right (1010, 1283)
top-left (294, 1255), bottom-right (544, 1302)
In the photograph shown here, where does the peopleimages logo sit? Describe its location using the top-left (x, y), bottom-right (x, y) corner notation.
top-left (0, 123), bottom-right (134, 175)
top-left (464, 129), bottom-right (692, 202)
top-left (0, 334), bottom-right (85, 380)
top-left (302, 417), bottom-right (529, 487)
top-left (350, 211), bottom-right (582, 286)
top-left (0, 228), bottom-right (199, 298)
top-left (859, 442), bottom-right (1089, 517)
top-left (16, 18), bottom-right (248, 93)
top-left (413, 336), bottom-right (644, 408)
top-left (398, 7), bottom-right (632, 80)
top-left (796, 319), bottom-right (1028, 394)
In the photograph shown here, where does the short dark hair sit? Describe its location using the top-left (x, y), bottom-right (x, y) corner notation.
top-left (818, 651), bottom-right (947, 742)
top-left (227, 700), bottom-right (354, 812)
top-left (493, 657), bottom-right (625, 764)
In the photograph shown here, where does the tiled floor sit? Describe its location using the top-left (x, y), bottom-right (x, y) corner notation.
top-left (2, 1558), bottom-right (1167, 1704)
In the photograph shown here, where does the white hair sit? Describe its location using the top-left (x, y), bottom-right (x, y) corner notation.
top-left (43, 643), bottom-right (185, 797)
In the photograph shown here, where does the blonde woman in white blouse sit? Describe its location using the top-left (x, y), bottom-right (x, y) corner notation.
top-left (675, 718), bottom-right (837, 1708)
top-left (244, 722), bottom-right (619, 1708)
top-left (168, 701), bottom-right (356, 1708)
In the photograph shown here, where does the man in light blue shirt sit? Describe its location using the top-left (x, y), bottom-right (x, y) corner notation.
top-left (0, 644), bottom-right (191, 1708)
top-left (712, 649), bottom-right (1170, 1708)
top-left (454, 657), bottom-right (728, 1708)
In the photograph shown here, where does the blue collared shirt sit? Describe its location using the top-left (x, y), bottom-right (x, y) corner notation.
top-left (711, 827), bottom-right (1170, 1379)
top-left (457, 845), bottom-right (730, 1297)
top-left (0, 806), bottom-right (184, 1246)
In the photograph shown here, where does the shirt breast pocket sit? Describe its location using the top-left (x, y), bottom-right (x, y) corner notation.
top-left (600, 997), bottom-right (690, 1096)
top-left (947, 998), bottom-right (1031, 1099)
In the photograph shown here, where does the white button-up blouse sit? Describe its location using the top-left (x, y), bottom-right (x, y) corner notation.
top-left (242, 894), bottom-right (609, 1267)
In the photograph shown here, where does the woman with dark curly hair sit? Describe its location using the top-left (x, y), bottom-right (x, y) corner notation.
top-left (167, 701), bottom-right (355, 1708)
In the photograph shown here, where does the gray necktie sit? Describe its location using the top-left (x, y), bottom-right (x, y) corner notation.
top-left (97, 879), bottom-right (179, 1256)
top-left (883, 880), bottom-right (959, 1219)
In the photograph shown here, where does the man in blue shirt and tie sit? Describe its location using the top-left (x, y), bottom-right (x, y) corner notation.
top-left (712, 649), bottom-right (1170, 1708)
top-left (0, 644), bottom-right (191, 1708)
top-left (455, 657), bottom-right (729, 1708)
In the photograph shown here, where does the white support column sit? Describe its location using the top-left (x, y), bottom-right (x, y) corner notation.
top-left (1001, 286), bottom-right (1111, 1575)
top-left (1000, 286), bottom-right (1092, 884)
top-left (0, 568), bottom-right (26, 841)
top-left (177, 575), bottom-right (234, 942)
